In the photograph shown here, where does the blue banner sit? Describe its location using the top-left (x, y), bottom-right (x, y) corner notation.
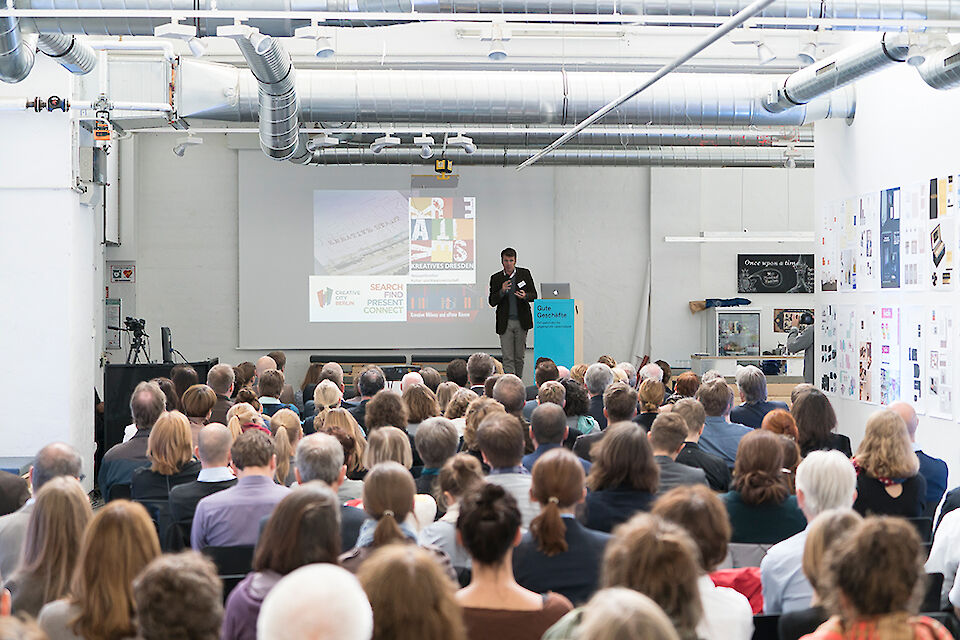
top-left (534, 299), bottom-right (576, 369)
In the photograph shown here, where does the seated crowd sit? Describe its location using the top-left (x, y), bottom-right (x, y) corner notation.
top-left (0, 354), bottom-right (957, 640)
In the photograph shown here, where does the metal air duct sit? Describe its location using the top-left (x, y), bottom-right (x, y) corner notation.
top-left (218, 25), bottom-right (309, 162)
top-left (176, 60), bottom-right (855, 127)
top-left (0, 7), bottom-right (34, 84)
top-left (36, 33), bottom-right (96, 74)
top-left (918, 42), bottom-right (960, 90)
top-left (301, 145), bottom-right (814, 167)
top-left (763, 32), bottom-right (912, 113)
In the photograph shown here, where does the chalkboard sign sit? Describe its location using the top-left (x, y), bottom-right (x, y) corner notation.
top-left (738, 254), bottom-right (815, 294)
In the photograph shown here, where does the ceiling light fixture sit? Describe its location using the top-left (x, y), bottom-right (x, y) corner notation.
top-left (756, 41), bottom-right (776, 65)
top-left (370, 134), bottom-right (401, 154)
top-left (294, 24), bottom-right (336, 59)
top-left (484, 21), bottom-right (510, 61)
top-left (797, 39), bottom-right (817, 65)
top-left (448, 133), bottom-right (476, 154)
top-left (306, 133), bottom-right (340, 151)
top-left (172, 133), bottom-right (203, 157)
top-left (414, 133), bottom-right (435, 159)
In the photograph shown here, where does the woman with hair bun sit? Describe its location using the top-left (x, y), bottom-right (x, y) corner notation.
top-left (340, 462), bottom-right (454, 578)
top-left (513, 449), bottom-right (610, 605)
top-left (419, 454), bottom-right (485, 575)
top-left (721, 429), bottom-right (806, 544)
top-left (456, 483), bottom-right (573, 640)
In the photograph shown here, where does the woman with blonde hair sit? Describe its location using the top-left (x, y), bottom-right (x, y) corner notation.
top-left (570, 364), bottom-right (588, 385)
top-left (436, 381), bottom-right (461, 415)
top-left (321, 425), bottom-right (365, 502)
top-left (304, 379), bottom-right (342, 435)
top-left (4, 477), bottom-right (92, 617)
top-left (358, 545), bottom-right (467, 640)
top-left (577, 589), bottom-right (680, 640)
top-left (636, 379), bottom-right (665, 429)
top-left (340, 463), bottom-right (453, 576)
top-left (460, 396), bottom-right (506, 469)
top-left (269, 408), bottom-right (303, 486)
top-left (132, 410), bottom-right (201, 528)
top-left (359, 427), bottom-right (436, 528)
top-left (403, 384), bottom-right (441, 437)
top-left (180, 384), bottom-right (217, 445)
top-left (444, 388), bottom-right (479, 437)
top-left (853, 409), bottom-right (926, 517)
top-left (38, 500), bottom-right (161, 640)
top-left (322, 408), bottom-right (367, 476)
top-left (513, 449), bottom-right (609, 605)
top-left (226, 402), bottom-right (267, 441)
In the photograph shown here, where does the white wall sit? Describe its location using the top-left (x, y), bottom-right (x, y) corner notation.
top-left (816, 62), bottom-right (960, 487)
top-left (121, 134), bottom-right (651, 384)
top-left (649, 167), bottom-right (816, 370)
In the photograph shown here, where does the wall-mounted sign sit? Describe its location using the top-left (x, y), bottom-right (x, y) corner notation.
top-left (737, 254), bottom-right (815, 294)
top-left (110, 264), bottom-right (136, 283)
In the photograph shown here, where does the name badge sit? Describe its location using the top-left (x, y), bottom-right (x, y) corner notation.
top-left (517, 280), bottom-right (526, 288)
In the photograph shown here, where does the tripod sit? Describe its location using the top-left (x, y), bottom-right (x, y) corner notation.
top-left (126, 330), bottom-right (150, 364)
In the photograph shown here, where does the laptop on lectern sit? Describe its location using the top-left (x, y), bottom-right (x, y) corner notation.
top-left (542, 283), bottom-right (571, 299)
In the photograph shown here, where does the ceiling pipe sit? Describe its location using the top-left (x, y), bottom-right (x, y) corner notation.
top-left (301, 145), bottom-right (814, 167)
top-left (36, 33), bottom-right (96, 74)
top-left (0, 4), bottom-right (35, 84)
top-left (763, 32), bottom-right (914, 113)
top-left (917, 42), bottom-right (960, 90)
top-left (176, 61), bottom-right (855, 127)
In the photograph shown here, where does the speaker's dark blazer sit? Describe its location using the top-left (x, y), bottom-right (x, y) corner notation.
top-left (488, 267), bottom-right (538, 335)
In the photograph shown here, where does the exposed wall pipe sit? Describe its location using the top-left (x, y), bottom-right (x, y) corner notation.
top-left (0, 6), bottom-right (35, 84)
top-left (36, 33), bottom-right (96, 74)
top-left (176, 60), bottom-right (855, 126)
top-left (88, 40), bottom-right (175, 60)
top-left (302, 145), bottom-right (814, 167)
top-left (917, 42), bottom-right (960, 90)
top-left (217, 25), bottom-right (308, 162)
top-left (763, 32), bottom-right (913, 113)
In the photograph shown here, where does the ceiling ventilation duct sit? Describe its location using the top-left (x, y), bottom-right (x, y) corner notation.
top-left (917, 43), bottom-right (960, 90)
top-left (0, 6), bottom-right (35, 84)
top-left (36, 33), bottom-right (96, 74)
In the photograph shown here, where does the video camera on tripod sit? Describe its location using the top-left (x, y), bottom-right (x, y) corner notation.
top-left (108, 317), bottom-right (150, 364)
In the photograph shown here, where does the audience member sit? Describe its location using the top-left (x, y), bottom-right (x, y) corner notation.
top-left (349, 365), bottom-right (386, 430)
top-left (467, 352), bottom-right (497, 394)
top-left (761, 450), bottom-right (857, 614)
top-left (790, 382), bottom-right (816, 404)
top-left (700, 369), bottom-right (724, 384)
top-left (444, 388), bottom-right (479, 436)
top-left (293, 433), bottom-right (366, 549)
top-left (257, 369), bottom-right (299, 418)
top-left (168, 423), bottom-right (237, 550)
top-left (360, 426), bottom-right (439, 527)
top-left (419, 454), bottom-right (485, 574)
top-left (729, 365), bottom-right (788, 429)
top-left (437, 381), bottom-right (460, 414)
top-left (617, 361), bottom-right (638, 388)
top-left (267, 408), bottom-right (302, 486)
top-left (181, 384), bottom-right (217, 445)
top-left (4, 477), bottom-right (91, 617)
top-left (340, 462), bottom-right (452, 575)
top-left (852, 409), bottom-right (926, 518)
top-left (358, 545), bottom-right (467, 640)
top-left (321, 408), bottom-right (367, 477)
top-left (460, 396), bottom-right (506, 470)
top-left (100, 380), bottom-right (166, 501)
top-left (257, 564), bottom-right (373, 640)
top-left (457, 484), bottom-right (574, 640)
top-left (635, 379), bottom-right (664, 429)
top-left (400, 371), bottom-right (424, 392)
top-left (891, 400), bottom-right (947, 517)
top-left (492, 375), bottom-right (530, 447)
top-left (484, 374), bottom-right (502, 398)
top-left (523, 360), bottom-right (561, 416)
top-left (253, 355), bottom-right (277, 389)
top-left (582, 422), bottom-right (659, 533)
top-left (404, 384), bottom-right (441, 439)
top-left (222, 484), bottom-right (342, 640)
top-left (131, 410), bottom-right (202, 530)
top-left (791, 388), bottom-right (851, 457)
top-left (576, 588), bottom-right (680, 640)
top-left (583, 363), bottom-right (614, 430)
top-left (320, 426), bottom-right (364, 502)
top-left (666, 371), bottom-right (700, 404)
top-left (206, 363), bottom-right (236, 425)
top-left (0, 471), bottom-right (27, 518)
top-left (513, 449), bottom-right (610, 605)
top-left (776, 509), bottom-right (862, 640)
top-left (191, 430), bottom-right (290, 549)
top-left (0, 617), bottom-right (46, 640)
top-left (778, 434), bottom-right (803, 494)
top-left (760, 408), bottom-right (800, 440)
top-left (170, 364), bottom-right (200, 410)
top-left (805, 517), bottom-right (951, 639)
top-left (695, 379), bottom-right (751, 468)
top-left (298, 362), bottom-right (324, 415)
top-left (38, 501), bottom-right (160, 640)
top-left (638, 362), bottom-right (665, 386)
top-left (446, 358), bottom-right (469, 388)
top-left (414, 417), bottom-right (460, 498)
top-left (233, 362), bottom-right (256, 397)
top-left (133, 551), bottom-right (223, 640)
top-left (649, 413), bottom-right (707, 494)
top-left (569, 363), bottom-right (588, 385)
top-left (477, 412), bottom-right (538, 528)
top-left (0, 443), bottom-right (82, 579)
top-left (652, 485), bottom-right (754, 640)
top-left (420, 366), bottom-right (442, 393)
top-left (303, 379), bottom-right (342, 435)
top-left (572, 381), bottom-right (634, 461)
top-left (721, 430), bottom-right (805, 544)
top-left (264, 351), bottom-right (297, 406)
top-left (672, 398), bottom-right (731, 492)
top-left (230, 393), bottom-right (263, 423)
top-left (524, 404), bottom-right (591, 474)
top-left (655, 360), bottom-right (673, 394)
top-left (365, 389), bottom-right (408, 432)
top-left (561, 379), bottom-right (600, 437)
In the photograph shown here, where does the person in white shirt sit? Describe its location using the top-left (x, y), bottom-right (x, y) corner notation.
top-left (760, 450), bottom-right (857, 614)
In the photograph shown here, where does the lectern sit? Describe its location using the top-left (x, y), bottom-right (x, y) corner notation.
top-left (533, 299), bottom-right (582, 369)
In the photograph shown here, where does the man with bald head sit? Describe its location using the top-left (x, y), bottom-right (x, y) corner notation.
top-left (400, 371), bottom-right (424, 392)
top-left (0, 442), bottom-right (83, 577)
top-left (167, 424), bottom-right (237, 549)
top-left (522, 403), bottom-right (591, 474)
top-left (890, 401), bottom-right (947, 516)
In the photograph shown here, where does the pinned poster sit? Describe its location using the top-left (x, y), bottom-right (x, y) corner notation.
top-left (858, 307), bottom-right (878, 403)
top-left (837, 305), bottom-right (858, 399)
top-left (820, 303), bottom-right (838, 395)
top-left (928, 176), bottom-right (956, 291)
top-left (819, 201), bottom-right (839, 292)
top-left (926, 306), bottom-right (954, 420)
top-left (858, 192), bottom-right (881, 291)
top-left (900, 182), bottom-right (927, 291)
top-left (880, 188), bottom-right (900, 289)
top-left (838, 198), bottom-right (858, 291)
top-left (878, 306), bottom-right (900, 405)
top-left (901, 306), bottom-right (925, 413)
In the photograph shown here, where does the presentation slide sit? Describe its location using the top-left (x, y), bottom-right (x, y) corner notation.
top-left (308, 191), bottom-right (480, 324)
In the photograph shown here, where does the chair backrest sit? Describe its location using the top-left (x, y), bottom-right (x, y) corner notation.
top-left (921, 572), bottom-right (944, 613)
top-left (908, 517), bottom-right (934, 543)
top-left (751, 614), bottom-right (780, 640)
top-left (108, 483), bottom-right (132, 501)
top-left (201, 545), bottom-right (256, 601)
top-left (718, 542), bottom-right (774, 570)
